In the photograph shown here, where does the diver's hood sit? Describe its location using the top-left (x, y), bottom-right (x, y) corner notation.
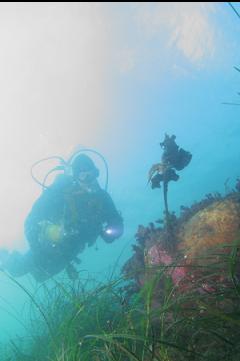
top-left (71, 154), bottom-right (99, 178)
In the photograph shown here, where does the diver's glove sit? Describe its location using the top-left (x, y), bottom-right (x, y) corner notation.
top-left (101, 223), bottom-right (123, 243)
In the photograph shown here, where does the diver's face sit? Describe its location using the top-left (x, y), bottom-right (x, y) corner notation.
top-left (78, 170), bottom-right (94, 183)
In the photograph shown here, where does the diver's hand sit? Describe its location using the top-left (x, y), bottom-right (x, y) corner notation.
top-left (100, 224), bottom-right (123, 243)
top-left (101, 230), bottom-right (115, 243)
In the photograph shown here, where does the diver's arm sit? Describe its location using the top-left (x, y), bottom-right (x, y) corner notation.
top-left (100, 191), bottom-right (124, 243)
top-left (24, 174), bottom-right (71, 250)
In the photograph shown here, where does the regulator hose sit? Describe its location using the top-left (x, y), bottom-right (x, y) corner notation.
top-left (31, 149), bottom-right (109, 191)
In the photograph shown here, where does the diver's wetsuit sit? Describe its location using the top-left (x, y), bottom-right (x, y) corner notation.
top-left (5, 174), bottom-right (123, 282)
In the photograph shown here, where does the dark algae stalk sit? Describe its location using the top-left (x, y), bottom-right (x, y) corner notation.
top-left (148, 134), bottom-right (192, 250)
top-left (148, 134), bottom-right (192, 217)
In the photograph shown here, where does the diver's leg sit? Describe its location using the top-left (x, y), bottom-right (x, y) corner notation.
top-left (0, 249), bottom-right (9, 268)
top-left (0, 249), bottom-right (60, 282)
top-left (30, 250), bottom-right (68, 282)
top-left (1, 251), bottom-right (34, 277)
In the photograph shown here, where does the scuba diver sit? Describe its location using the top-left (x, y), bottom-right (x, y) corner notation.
top-left (0, 152), bottom-right (124, 282)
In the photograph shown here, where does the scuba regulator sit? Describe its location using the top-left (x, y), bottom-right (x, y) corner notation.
top-left (30, 148), bottom-right (109, 191)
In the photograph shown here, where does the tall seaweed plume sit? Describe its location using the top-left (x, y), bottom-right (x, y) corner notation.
top-left (148, 134), bottom-right (192, 230)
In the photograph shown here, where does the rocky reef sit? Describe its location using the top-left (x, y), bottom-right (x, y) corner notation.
top-left (123, 188), bottom-right (240, 300)
top-left (123, 135), bottom-right (240, 300)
